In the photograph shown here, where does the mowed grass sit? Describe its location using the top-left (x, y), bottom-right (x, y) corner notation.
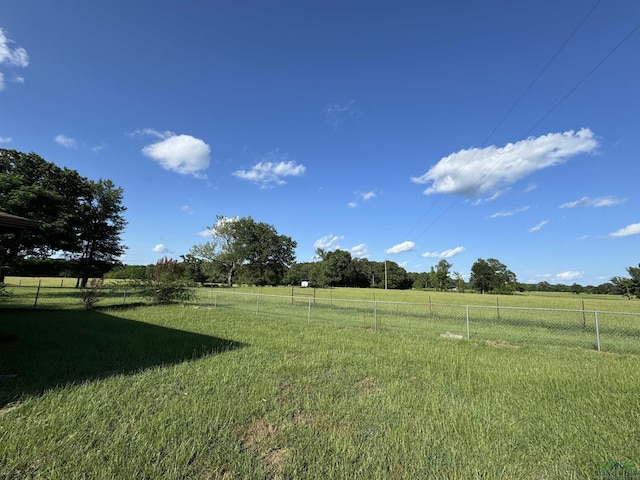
top-left (1, 305), bottom-right (639, 479)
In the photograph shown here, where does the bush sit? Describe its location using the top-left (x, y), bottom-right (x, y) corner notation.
top-left (79, 279), bottom-right (104, 309)
top-left (0, 282), bottom-right (13, 301)
top-left (141, 258), bottom-right (196, 304)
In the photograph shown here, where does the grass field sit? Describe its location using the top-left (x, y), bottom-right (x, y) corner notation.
top-left (1, 304), bottom-right (639, 479)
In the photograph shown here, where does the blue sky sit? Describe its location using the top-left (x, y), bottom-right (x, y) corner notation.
top-left (1, 1), bottom-right (638, 286)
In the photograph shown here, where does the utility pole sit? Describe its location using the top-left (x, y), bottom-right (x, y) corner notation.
top-left (384, 260), bottom-right (388, 290)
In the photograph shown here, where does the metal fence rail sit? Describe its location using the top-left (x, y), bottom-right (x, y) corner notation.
top-left (198, 290), bottom-right (640, 354)
top-left (2, 286), bottom-right (639, 354)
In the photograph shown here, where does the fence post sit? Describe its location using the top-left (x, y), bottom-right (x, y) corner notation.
top-left (122, 288), bottom-right (127, 305)
top-left (307, 297), bottom-right (311, 324)
top-left (215, 292), bottom-right (218, 308)
top-left (255, 293), bottom-right (260, 316)
top-left (594, 311), bottom-right (601, 352)
top-left (466, 305), bottom-right (470, 340)
top-left (33, 279), bottom-right (42, 308)
top-left (374, 300), bottom-right (377, 331)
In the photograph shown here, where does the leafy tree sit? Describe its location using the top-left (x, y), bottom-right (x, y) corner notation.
top-left (190, 216), bottom-right (296, 286)
top-left (180, 254), bottom-right (208, 284)
top-left (470, 258), bottom-right (516, 294)
top-left (316, 249), bottom-right (352, 287)
top-left (70, 179), bottom-right (127, 288)
top-left (470, 258), bottom-right (493, 293)
top-left (434, 259), bottom-right (452, 291)
top-left (0, 149), bottom-right (127, 285)
top-left (611, 264), bottom-right (639, 299)
top-left (0, 150), bottom-right (85, 281)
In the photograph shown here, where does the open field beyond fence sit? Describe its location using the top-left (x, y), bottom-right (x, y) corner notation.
top-left (2, 278), bottom-right (639, 355)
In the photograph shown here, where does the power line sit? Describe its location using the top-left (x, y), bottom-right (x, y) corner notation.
top-left (407, 0), bottom-right (601, 241)
top-left (412, 16), bottom-right (639, 243)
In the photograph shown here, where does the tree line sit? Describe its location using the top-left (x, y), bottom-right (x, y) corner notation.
top-left (2, 149), bottom-right (638, 298)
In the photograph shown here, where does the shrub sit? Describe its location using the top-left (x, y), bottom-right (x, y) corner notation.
top-left (79, 279), bottom-right (104, 309)
top-left (141, 258), bottom-right (196, 304)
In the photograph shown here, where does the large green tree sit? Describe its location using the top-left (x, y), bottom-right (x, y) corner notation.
top-left (470, 258), bottom-right (516, 294)
top-left (0, 149), bottom-right (126, 284)
top-left (71, 179), bottom-right (127, 288)
top-left (190, 216), bottom-right (296, 286)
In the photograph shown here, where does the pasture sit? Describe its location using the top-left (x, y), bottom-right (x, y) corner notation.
top-left (1, 300), bottom-right (639, 478)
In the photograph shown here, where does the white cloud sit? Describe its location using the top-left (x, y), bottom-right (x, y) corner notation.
top-left (348, 201), bottom-right (358, 208)
top-left (324, 100), bottom-right (356, 130)
top-left (0, 136), bottom-right (11, 143)
top-left (152, 243), bottom-right (169, 254)
top-left (314, 234), bottom-right (344, 251)
top-left (471, 189), bottom-right (509, 206)
top-left (529, 220), bottom-right (548, 232)
top-left (233, 150), bottom-right (305, 188)
top-left (386, 241), bottom-right (416, 255)
top-left (128, 128), bottom-right (174, 139)
top-left (560, 196), bottom-right (627, 208)
top-left (350, 243), bottom-right (368, 258)
top-left (0, 29), bottom-right (29, 91)
top-left (361, 190), bottom-right (376, 201)
top-left (142, 133), bottom-right (211, 178)
top-left (181, 205), bottom-right (193, 215)
top-left (523, 183), bottom-right (537, 193)
top-left (556, 271), bottom-right (583, 282)
top-left (411, 129), bottom-right (598, 196)
top-left (609, 223), bottom-right (640, 238)
top-left (54, 134), bottom-right (78, 149)
top-left (490, 206), bottom-right (529, 218)
top-left (420, 246), bottom-right (464, 259)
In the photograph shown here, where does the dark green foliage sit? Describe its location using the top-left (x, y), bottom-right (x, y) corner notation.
top-left (470, 258), bottom-right (517, 294)
top-left (190, 216), bottom-right (296, 287)
top-left (0, 149), bottom-right (127, 284)
top-left (140, 258), bottom-right (195, 304)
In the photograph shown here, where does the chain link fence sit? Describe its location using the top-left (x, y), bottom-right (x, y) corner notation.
top-left (197, 290), bottom-right (640, 354)
top-left (2, 285), bottom-right (638, 354)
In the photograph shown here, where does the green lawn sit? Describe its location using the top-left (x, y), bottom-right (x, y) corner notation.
top-left (1, 305), bottom-right (639, 479)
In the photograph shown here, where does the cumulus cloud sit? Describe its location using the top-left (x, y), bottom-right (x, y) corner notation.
top-left (609, 223), bottom-right (640, 238)
top-left (54, 134), bottom-right (78, 149)
top-left (350, 243), bottom-right (369, 259)
top-left (152, 243), bottom-right (169, 254)
top-left (556, 271), bottom-right (583, 282)
top-left (348, 201), bottom-right (358, 208)
top-left (0, 28), bottom-right (29, 90)
top-left (233, 150), bottom-right (305, 188)
top-left (386, 241), bottom-right (416, 255)
top-left (0, 136), bottom-right (11, 143)
top-left (560, 196), bottom-right (627, 208)
top-left (529, 220), bottom-right (548, 232)
top-left (324, 100), bottom-right (356, 130)
top-left (420, 246), bottom-right (464, 259)
top-left (141, 132), bottom-right (211, 178)
top-left (490, 206), bottom-right (529, 218)
top-left (314, 234), bottom-right (344, 251)
top-left (411, 129), bottom-right (598, 196)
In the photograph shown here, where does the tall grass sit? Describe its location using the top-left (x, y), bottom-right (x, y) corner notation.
top-left (1, 305), bottom-right (639, 479)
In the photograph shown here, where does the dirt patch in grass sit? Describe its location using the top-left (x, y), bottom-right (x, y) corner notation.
top-left (486, 340), bottom-right (520, 349)
top-left (242, 418), bottom-right (290, 475)
top-left (357, 376), bottom-right (382, 395)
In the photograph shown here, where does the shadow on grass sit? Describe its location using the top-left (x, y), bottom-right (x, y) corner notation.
top-left (0, 308), bottom-right (246, 407)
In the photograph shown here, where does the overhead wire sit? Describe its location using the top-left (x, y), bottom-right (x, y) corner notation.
top-left (410, 5), bottom-right (639, 243)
